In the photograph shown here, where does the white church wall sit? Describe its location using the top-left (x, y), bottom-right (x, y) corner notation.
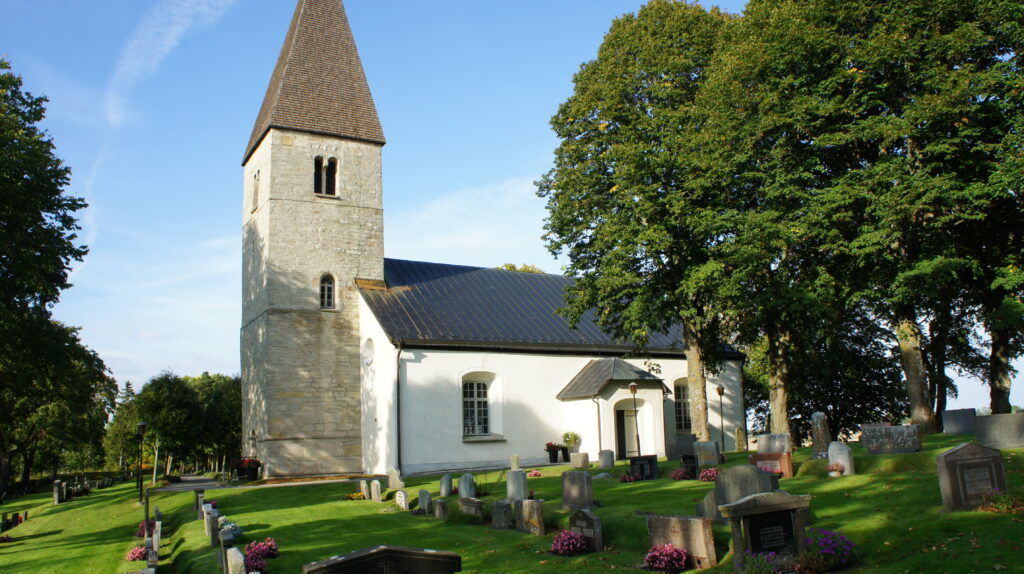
top-left (661, 360), bottom-right (746, 456)
top-left (359, 296), bottom-right (398, 475)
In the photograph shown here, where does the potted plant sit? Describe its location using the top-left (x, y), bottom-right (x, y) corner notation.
top-left (562, 431), bottom-right (581, 453)
top-left (238, 457), bottom-right (262, 480)
top-left (826, 462), bottom-right (844, 477)
top-left (544, 442), bottom-right (561, 463)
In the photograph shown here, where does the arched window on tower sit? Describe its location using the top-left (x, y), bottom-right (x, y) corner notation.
top-left (313, 156), bottom-right (324, 195)
top-left (325, 158), bottom-right (337, 196)
top-left (319, 275), bottom-right (335, 309)
top-left (251, 170), bottom-right (260, 212)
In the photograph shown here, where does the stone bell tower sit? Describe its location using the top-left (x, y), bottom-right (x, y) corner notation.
top-left (241, 0), bottom-right (384, 476)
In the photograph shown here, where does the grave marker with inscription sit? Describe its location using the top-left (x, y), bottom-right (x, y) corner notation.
top-left (645, 514), bottom-right (717, 569)
top-left (387, 467), bottom-right (405, 490)
top-left (976, 413), bottom-right (1024, 449)
top-left (370, 480), bottom-right (382, 503)
top-left (597, 450), bottom-right (614, 469)
top-left (861, 424), bottom-right (921, 454)
top-left (516, 499), bottom-right (545, 535)
top-left (358, 480), bottom-right (369, 500)
top-left (570, 452), bottom-right (590, 469)
top-left (492, 500), bottom-right (513, 529)
top-left (394, 490), bottom-right (409, 511)
top-left (629, 454), bottom-right (659, 480)
top-left (941, 409), bottom-right (977, 435)
top-left (936, 443), bottom-right (1007, 511)
top-left (301, 546), bottom-right (462, 574)
top-left (695, 441), bottom-right (720, 467)
top-left (719, 491), bottom-right (812, 573)
top-left (828, 441), bottom-right (855, 476)
top-left (561, 471), bottom-right (594, 509)
top-left (458, 473), bottom-right (476, 499)
top-left (569, 509), bottom-right (603, 553)
top-left (418, 489), bottom-right (432, 513)
top-left (748, 452), bottom-right (793, 478)
top-left (756, 434), bottom-right (790, 454)
top-left (810, 412), bottom-right (831, 459)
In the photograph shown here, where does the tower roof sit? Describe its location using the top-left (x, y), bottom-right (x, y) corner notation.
top-left (243, 0), bottom-right (385, 165)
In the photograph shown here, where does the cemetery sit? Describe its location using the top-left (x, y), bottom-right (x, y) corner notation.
top-left (0, 431), bottom-right (1019, 573)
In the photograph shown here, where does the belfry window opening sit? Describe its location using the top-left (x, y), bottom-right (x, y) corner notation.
top-left (320, 275), bottom-right (335, 309)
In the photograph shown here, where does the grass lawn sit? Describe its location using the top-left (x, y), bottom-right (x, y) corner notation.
top-left (1, 434), bottom-right (1021, 573)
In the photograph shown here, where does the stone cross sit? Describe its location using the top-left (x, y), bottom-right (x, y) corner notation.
top-left (827, 441), bottom-right (855, 476)
top-left (810, 412), bottom-right (831, 459)
top-left (439, 474), bottom-right (452, 498)
top-left (506, 470), bottom-right (527, 502)
top-left (458, 473), bottom-right (476, 499)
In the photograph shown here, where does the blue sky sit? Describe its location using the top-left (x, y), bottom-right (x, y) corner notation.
top-left (1, 0), bottom-right (1018, 410)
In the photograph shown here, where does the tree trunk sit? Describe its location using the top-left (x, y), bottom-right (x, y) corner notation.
top-left (894, 307), bottom-right (936, 433)
top-left (684, 323), bottom-right (710, 441)
top-left (166, 453), bottom-right (173, 478)
top-left (151, 440), bottom-right (160, 484)
top-left (0, 451), bottom-right (11, 497)
top-left (989, 327), bottom-right (1013, 414)
top-left (18, 447), bottom-right (35, 489)
top-left (927, 312), bottom-right (950, 432)
top-left (766, 325), bottom-right (792, 437)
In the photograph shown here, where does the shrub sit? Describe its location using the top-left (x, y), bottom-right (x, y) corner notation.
top-left (981, 488), bottom-right (1022, 513)
top-left (739, 551), bottom-right (782, 574)
top-left (125, 545), bottom-right (147, 561)
top-left (619, 472), bottom-right (642, 483)
top-left (643, 544), bottom-right (688, 573)
top-left (245, 537), bottom-right (279, 559)
top-left (244, 555), bottom-right (268, 573)
top-left (698, 467), bottom-right (720, 482)
top-left (797, 528), bottom-right (854, 572)
top-left (344, 492), bottom-right (365, 500)
top-left (551, 529), bottom-right (589, 556)
top-left (670, 467), bottom-right (692, 481)
top-left (135, 519), bottom-right (156, 537)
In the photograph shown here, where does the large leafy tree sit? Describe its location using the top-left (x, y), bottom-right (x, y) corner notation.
top-left (184, 372), bottom-right (241, 470)
top-left (135, 372), bottom-right (203, 475)
top-left (538, 0), bottom-right (734, 441)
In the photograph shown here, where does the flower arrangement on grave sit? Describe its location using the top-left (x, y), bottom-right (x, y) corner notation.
top-left (825, 462), bottom-right (844, 477)
top-left (244, 555), bottom-right (267, 573)
top-left (125, 545), bottom-right (147, 561)
top-left (344, 491), bottom-right (365, 500)
top-left (135, 519), bottom-right (156, 537)
top-left (551, 530), bottom-right (588, 556)
top-left (796, 528), bottom-right (854, 572)
top-left (527, 469), bottom-right (542, 478)
top-left (206, 499), bottom-right (218, 508)
top-left (980, 488), bottom-right (1022, 513)
top-left (698, 467), bottom-right (720, 482)
top-left (544, 442), bottom-right (562, 453)
top-left (739, 551), bottom-right (783, 574)
top-left (619, 472), bottom-right (642, 483)
top-left (643, 544), bottom-right (689, 573)
top-left (245, 537), bottom-right (279, 559)
top-left (670, 467), bottom-right (693, 481)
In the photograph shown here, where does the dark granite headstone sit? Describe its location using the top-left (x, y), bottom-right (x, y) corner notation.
top-left (301, 545), bottom-right (462, 574)
top-left (719, 491), bottom-right (812, 573)
top-left (629, 455), bottom-right (659, 480)
top-left (936, 443), bottom-right (1007, 511)
top-left (976, 413), bottom-right (1024, 449)
top-left (569, 509), bottom-right (603, 553)
top-left (941, 408), bottom-right (977, 435)
top-left (697, 465), bottom-right (780, 523)
top-left (645, 514), bottom-right (717, 569)
top-left (676, 433), bottom-right (697, 457)
top-left (861, 425), bottom-right (921, 454)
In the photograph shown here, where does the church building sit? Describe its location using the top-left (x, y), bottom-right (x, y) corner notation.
top-left (241, 0), bottom-right (746, 477)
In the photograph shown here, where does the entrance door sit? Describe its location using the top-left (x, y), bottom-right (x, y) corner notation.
top-left (615, 409), bottom-right (639, 459)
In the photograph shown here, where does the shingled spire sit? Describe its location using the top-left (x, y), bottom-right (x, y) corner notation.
top-left (243, 0), bottom-right (385, 164)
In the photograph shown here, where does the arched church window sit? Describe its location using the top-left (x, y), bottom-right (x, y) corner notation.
top-left (674, 379), bottom-right (693, 432)
top-left (313, 156), bottom-right (324, 195)
top-left (319, 275), bottom-right (335, 309)
top-left (325, 158), bottom-right (337, 196)
top-left (251, 170), bottom-right (260, 212)
top-left (462, 380), bottom-right (490, 436)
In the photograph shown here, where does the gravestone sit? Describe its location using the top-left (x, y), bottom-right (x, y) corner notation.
top-left (458, 497), bottom-right (483, 518)
top-left (720, 491), bottom-right (811, 573)
top-left (61, 482), bottom-right (67, 502)
top-left (827, 441), bottom-right (855, 476)
top-left (301, 546), bottom-right (462, 574)
top-left (52, 481), bottom-right (61, 505)
top-left (748, 452), bottom-right (793, 478)
top-left (859, 422), bottom-right (891, 434)
top-left (225, 547), bottom-right (246, 574)
top-left (569, 509), bottom-right (603, 553)
top-left (194, 489), bottom-right (205, 511)
top-left (492, 500), bottom-right (513, 529)
top-left (387, 467), bottom-right (405, 490)
top-left (695, 441), bottom-right (720, 467)
top-left (516, 499), bottom-right (545, 535)
top-left (679, 455), bottom-right (699, 479)
top-left (810, 412), bottom-right (831, 459)
top-left (510, 454), bottom-right (520, 471)
top-left (936, 443), bottom-right (1007, 511)
top-left (219, 526), bottom-right (239, 574)
top-left (756, 434), bottom-right (790, 454)
top-left (458, 473), bottom-right (476, 499)
top-left (570, 452), bottom-right (590, 469)
top-left (976, 413), bottom-right (1024, 449)
top-left (154, 506), bottom-right (163, 523)
top-left (439, 474), bottom-right (452, 498)
top-left (629, 454), bottom-right (659, 480)
top-left (202, 504), bottom-right (215, 536)
top-left (195, 491), bottom-right (205, 520)
top-left (597, 450), bottom-right (614, 469)
top-left (561, 471), bottom-right (593, 510)
top-left (394, 490), bottom-right (409, 511)
top-left (942, 409), bottom-right (977, 435)
top-left (735, 428), bottom-right (748, 452)
top-left (370, 480), bottom-right (383, 503)
top-left (861, 425), bottom-right (921, 454)
top-left (434, 498), bottom-right (448, 520)
top-left (645, 514), bottom-right (717, 569)
top-left (358, 480), bottom-right (370, 500)
top-left (506, 470), bottom-right (527, 502)
top-left (697, 465), bottom-right (780, 523)
top-left (676, 434), bottom-right (697, 457)
top-left (418, 489), bottom-right (432, 513)
top-left (152, 520), bottom-right (162, 555)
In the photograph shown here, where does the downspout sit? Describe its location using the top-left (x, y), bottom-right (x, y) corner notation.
top-left (591, 395), bottom-right (602, 451)
top-left (395, 341), bottom-right (403, 473)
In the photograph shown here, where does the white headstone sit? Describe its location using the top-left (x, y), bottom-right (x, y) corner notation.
top-left (506, 470), bottom-right (527, 502)
top-left (827, 441), bottom-right (855, 476)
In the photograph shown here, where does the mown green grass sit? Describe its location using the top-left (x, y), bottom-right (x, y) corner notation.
top-left (1, 434), bottom-right (1022, 573)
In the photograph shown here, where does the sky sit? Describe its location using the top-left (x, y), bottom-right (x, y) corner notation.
top-left (1, 0), bottom-right (1019, 410)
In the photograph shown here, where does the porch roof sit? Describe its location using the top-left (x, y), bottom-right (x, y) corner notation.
top-left (557, 358), bottom-right (669, 400)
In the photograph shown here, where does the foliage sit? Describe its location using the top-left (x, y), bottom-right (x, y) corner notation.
top-left (245, 537), bottom-right (279, 559)
top-left (669, 467), bottom-right (692, 481)
top-left (135, 519), bottom-right (155, 538)
top-left (619, 472), bottom-right (641, 483)
top-left (797, 528), bottom-right (855, 573)
top-left (125, 545), bottom-right (146, 562)
top-left (561, 431), bottom-right (580, 446)
top-left (643, 544), bottom-right (688, 573)
top-left (344, 492), bottom-right (365, 500)
top-left (135, 371), bottom-right (203, 464)
top-left (740, 552), bottom-right (782, 574)
top-left (496, 263), bottom-right (545, 274)
top-left (183, 372), bottom-right (242, 467)
top-left (550, 530), bottom-right (588, 556)
top-left (981, 488), bottom-right (1023, 513)
top-left (244, 555), bottom-right (267, 573)
top-left (697, 467), bottom-right (719, 482)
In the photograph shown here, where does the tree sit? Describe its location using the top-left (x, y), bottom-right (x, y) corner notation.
top-left (183, 372), bottom-right (241, 471)
top-left (538, 0), bottom-right (734, 441)
top-left (135, 372), bottom-right (202, 476)
top-left (496, 263), bottom-right (546, 274)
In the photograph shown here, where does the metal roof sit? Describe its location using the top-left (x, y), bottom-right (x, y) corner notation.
top-left (357, 259), bottom-right (687, 355)
top-left (556, 358), bottom-right (670, 400)
top-left (243, 0), bottom-right (385, 165)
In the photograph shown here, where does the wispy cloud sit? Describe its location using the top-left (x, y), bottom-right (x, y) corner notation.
top-left (105, 0), bottom-right (238, 126)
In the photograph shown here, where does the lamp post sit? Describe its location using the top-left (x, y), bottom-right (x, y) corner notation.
top-left (716, 385), bottom-right (725, 451)
top-left (136, 421), bottom-right (147, 504)
top-left (629, 382), bottom-right (641, 456)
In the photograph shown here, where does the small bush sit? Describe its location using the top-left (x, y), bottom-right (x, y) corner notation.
top-left (981, 488), bottom-right (1022, 513)
top-left (245, 537), bottom-right (279, 559)
top-left (739, 551), bottom-right (783, 574)
top-left (344, 492), bottom-right (365, 500)
top-left (619, 472), bottom-right (642, 483)
top-left (797, 528), bottom-right (854, 573)
top-left (125, 545), bottom-right (147, 561)
top-left (670, 467), bottom-right (692, 481)
top-left (135, 519), bottom-right (156, 537)
top-left (244, 555), bottom-right (267, 573)
top-left (698, 467), bottom-right (720, 482)
top-left (643, 544), bottom-right (688, 573)
top-left (551, 530), bottom-right (589, 556)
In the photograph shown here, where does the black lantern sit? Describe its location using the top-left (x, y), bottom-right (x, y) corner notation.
top-left (629, 382), bottom-right (641, 456)
top-left (716, 385), bottom-right (725, 452)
